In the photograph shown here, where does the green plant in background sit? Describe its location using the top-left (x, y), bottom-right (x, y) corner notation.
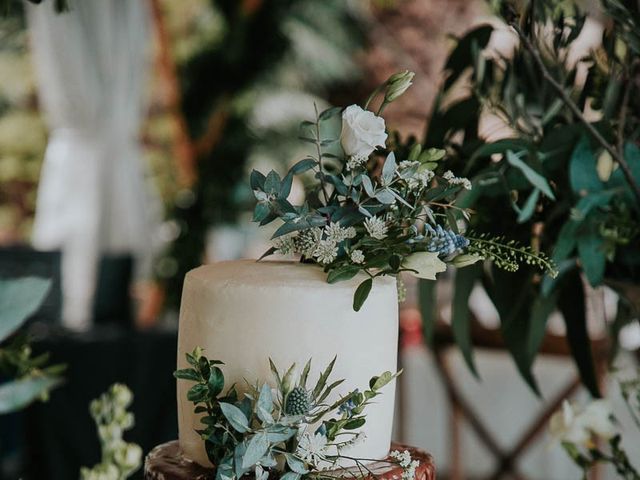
top-left (418, 0), bottom-right (640, 394)
top-left (253, 73), bottom-right (555, 310)
top-left (549, 375), bottom-right (640, 478)
top-left (80, 383), bottom-right (142, 480)
top-left (0, 277), bottom-right (62, 414)
top-left (160, 0), bottom-right (366, 310)
top-left (175, 347), bottom-right (406, 480)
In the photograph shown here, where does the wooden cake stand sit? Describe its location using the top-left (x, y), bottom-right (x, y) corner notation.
top-left (144, 441), bottom-right (436, 480)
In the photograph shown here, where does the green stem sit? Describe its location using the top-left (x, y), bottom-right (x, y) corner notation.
top-left (364, 85), bottom-right (384, 111)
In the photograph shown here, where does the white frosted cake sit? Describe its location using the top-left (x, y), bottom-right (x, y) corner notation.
top-left (176, 259), bottom-right (399, 467)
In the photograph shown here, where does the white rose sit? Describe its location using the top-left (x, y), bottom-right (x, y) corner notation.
top-left (340, 105), bottom-right (387, 159)
top-left (403, 252), bottom-right (447, 280)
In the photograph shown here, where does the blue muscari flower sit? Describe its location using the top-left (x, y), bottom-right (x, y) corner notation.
top-left (425, 224), bottom-right (469, 257)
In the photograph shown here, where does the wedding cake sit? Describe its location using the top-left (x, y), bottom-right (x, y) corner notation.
top-left (176, 259), bottom-right (399, 467)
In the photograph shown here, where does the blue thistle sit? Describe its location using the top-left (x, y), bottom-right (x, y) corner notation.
top-left (425, 224), bottom-right (469, 257)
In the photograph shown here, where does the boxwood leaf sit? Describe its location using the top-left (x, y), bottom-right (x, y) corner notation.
top-left (353, 278), bottom-right (373, 312)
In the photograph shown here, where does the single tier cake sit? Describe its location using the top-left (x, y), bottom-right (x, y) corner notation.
top-left (177, 260), bottom-right (399, 467)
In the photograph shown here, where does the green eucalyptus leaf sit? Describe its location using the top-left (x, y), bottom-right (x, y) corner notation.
top-left (375, 189), bottom-right (396, 204)
top-left (264, 171), bottom-right (282, 195)
top-left (242, 432), bottom-right (269, 469)
top-left (219, 402), bottom-right (250, 433)
top-left (0, 376), bottom-right (61, 414)
top-left (253, 202), bottom-right (271, 223)
top-left (257, 383), bottom-right (273, 415)
top-left (517, 188), bottom-right (540, 223)
top-left (319, 106), bottom-right (342, 120)
top-left (506, 150), bottom-right (555, 200)
top-left (569, 136), bottom-right (602, 194)
top-left (250, 170), bottom-right (266, 191)
top-left (280, 472), bottom-right (301, 480)
top-left (0, 277), bottom-right (51, 342)
top-left (290, 158), bottom-right (318, 175)
top-left (285, 454), bottom-right (309, 474)
top-left (280, 172), bottom-right (293, 199)
top-left (451, 265), bottom-right (482, 378)
top-left (234, 443), bottom-right (250, 479)
top-left (577, 233), bottom-right (606, 287)
top-left (353, 278), bottom-right (373, 312)
top-left (557, 270), bottom-right (600, 397)
top-left (361, 175), bottom-right (375, 197)
top-left (382, 152), bottom-right (397, 184)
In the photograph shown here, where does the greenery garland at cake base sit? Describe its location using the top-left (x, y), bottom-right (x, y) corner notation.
top-left (175, 348), bottom-right (414, 480)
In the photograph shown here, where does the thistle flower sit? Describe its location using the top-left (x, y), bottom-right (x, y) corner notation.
top-left (364, 216), bottom-right (388, 240)
top-left (313, 240), bottom-right (338, 264)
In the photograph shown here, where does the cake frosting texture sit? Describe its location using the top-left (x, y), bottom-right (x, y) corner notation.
top-left (177, 260), bottom-right (399, 467)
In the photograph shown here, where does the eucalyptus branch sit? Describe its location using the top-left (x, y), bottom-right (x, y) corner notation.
top-left (508, 21), bottom-right (640, 204)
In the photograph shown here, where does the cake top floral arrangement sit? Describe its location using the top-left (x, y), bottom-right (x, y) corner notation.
top-left (251, 71), bottom-right (556, 310)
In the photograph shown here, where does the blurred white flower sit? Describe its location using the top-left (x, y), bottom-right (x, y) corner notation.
top-left (549, 400), bottom-right (616, 447)
top-left (340, 105), bottom-right (387, 159)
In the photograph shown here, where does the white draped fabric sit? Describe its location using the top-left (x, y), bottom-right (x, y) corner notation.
top-left (27, 0), bottom-right (158, 330)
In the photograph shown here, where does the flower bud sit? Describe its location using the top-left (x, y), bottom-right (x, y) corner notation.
top-left (384, 70), bottom-right (415, 102)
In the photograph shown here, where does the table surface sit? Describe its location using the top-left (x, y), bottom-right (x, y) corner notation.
top-left (144, 441), bottom-right (436, 480)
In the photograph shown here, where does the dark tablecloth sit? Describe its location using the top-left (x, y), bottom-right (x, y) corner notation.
top-left (21, 326), bottom-right (178, 480)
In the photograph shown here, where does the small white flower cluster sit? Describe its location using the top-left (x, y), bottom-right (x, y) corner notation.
top-left (442, 170), bottom-right (472, 190)
top-left (364, 216), bottom-right (388, 240)
top-left (346, 154), bottom-right (368, 171)
top-left (81, 384), bottom-right (142, 480)
top-left (325, 222), bottom-right (356, 243)
top-left (407, 170), bottom-right (435, 190)
top-left (273, 223), bottom-right (356, 265)
top-left (390, 449), bottom-right (420, 480)
top-left (398, 160), bottom-right (435, 190)
top-left (350, 249), bottom-right (365, 264)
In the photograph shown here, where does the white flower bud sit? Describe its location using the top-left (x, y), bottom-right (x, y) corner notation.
top-left (384, 70), bottom-right (415, 102)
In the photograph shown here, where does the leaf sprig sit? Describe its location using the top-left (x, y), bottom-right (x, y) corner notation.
top-left (175, 348), bottom-right (400, 480)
